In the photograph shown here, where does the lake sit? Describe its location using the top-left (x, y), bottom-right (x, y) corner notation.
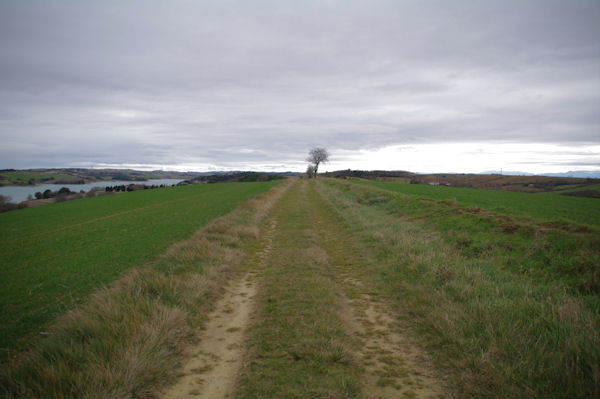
top-left (0, 179), bottom-right (184, 203)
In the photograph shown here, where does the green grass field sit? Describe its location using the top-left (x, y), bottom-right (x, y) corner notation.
top-left (349, 180), bottom-right (600, 295)
top-left (0, 181), bottom-right (281, 357)
top-left (358, 180), bottom-right (600, 226)
top-left (319, 179), bottom-right (600, 398)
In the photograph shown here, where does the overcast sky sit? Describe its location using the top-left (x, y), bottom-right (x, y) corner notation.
top-left (1, 0), bottom-right (598, 174)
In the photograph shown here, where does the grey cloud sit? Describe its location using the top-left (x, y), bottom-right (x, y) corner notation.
top-left (0, 0), bottom-right (599, 170)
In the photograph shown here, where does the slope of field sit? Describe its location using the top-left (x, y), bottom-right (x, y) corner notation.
top-left (319, 179), bottom-right (599, 398)
top-left (556, 183), bottom-right (600, 199)
top-left (325, 170), bottom-right (599, 193)
top-left (413, 173), bottom-right (596, 193)
top-left (358, 180), bottom-right (600, 226)
top-left (0, 170), bottom-right (82, 186)
top-left (0, 181), bottom-right (282, 357)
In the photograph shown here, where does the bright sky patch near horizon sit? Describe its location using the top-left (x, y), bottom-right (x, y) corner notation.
top-left (1, 0), bottom-right (599, 175)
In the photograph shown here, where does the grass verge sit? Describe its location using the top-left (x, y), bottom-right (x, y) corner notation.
top-left (0, 181), bottom-right (291, 398)
top-left (317, 178), bottom-right (600, 398)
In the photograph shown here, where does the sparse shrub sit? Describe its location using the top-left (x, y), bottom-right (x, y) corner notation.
top-left (0, 195), bottom-right (16, 212)
top-left (0, 196), bottom-right (27, 212)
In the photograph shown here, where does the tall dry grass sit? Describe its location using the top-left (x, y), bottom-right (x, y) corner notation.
top-left (1, 180), bottom-right (291, 399)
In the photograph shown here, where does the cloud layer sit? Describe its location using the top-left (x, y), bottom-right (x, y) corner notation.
top-left (1, 0), bottom-right (599, 172)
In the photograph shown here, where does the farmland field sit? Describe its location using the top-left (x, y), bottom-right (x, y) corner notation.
top-left (357, 180), bottom-right (600, 226)
top-left (2, 178), bottom-right (599, 399)
top-left (0, 171), bottom-right (78, 186)
top-left (0, 181), bottom-right (281, 357)
top-left (554, 183), bottom-right (600, 193)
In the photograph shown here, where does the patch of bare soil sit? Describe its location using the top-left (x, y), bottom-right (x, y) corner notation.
top-left (161, 220), bottom-right (277, 399)
top-left (340, 277), bottom-right (445, 399)
top-left (161, 273), bottom-right (256, 399)
top-left (313, 183), bottom-right (446, 398)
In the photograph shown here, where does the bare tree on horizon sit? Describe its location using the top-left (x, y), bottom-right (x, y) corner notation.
top-left (306, 147), bottom-right (329, 178)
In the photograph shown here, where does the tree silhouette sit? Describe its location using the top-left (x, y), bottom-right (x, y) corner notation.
top-left (306, 147), bottom-right (329, 178)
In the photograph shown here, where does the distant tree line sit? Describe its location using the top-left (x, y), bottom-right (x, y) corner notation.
top-left (105, 183), bottom-right (167, 192)
top-left (34, 187), bottom-right (83, 200)
top-left (0, 195), bottom-right (27, 212)
top-left (188, 172), bottom-right (286, 184)
top-left (323, 169), bottom-right (413, 179)
top-left (109, 174), bottom-right (148, 181)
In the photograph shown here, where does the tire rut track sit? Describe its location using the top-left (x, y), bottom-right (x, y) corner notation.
top-left (310, 182), bottom-right (446, 398)
top-left (161, 219), bottom-right (278, 399)
top-left (340, 278), bottom-right (445, 399)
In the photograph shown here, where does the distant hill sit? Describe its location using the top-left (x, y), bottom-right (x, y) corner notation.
top-left (184, 172), bottom-right (288, 184)
top-left (323, 169), bottom-right (413, 180)
top-left (324, 169), bottom-right (600, 196)
top-left (482, 170), bottom-right (600, 179)
top-left (544, 171), bottom-right (600, 179)
top-left (0, 168), bottom-right (300, 186)
top-left (0, 168), bottom-right (198, 186)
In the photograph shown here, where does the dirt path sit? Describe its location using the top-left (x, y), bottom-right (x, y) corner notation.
top-left (163, 179), bottom-right (445, 398)
top-left (340, 277), bottom-right (445, 398)
top-left (310, 182), bottom-right (446, 398)
top-left (161, 220), bottom-right (277, 399)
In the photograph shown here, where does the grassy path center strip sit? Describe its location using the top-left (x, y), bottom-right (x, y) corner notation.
top-left (308, 181), bottom-right (446, 398)
top-left (235, 180), bottom-right (360, 398)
